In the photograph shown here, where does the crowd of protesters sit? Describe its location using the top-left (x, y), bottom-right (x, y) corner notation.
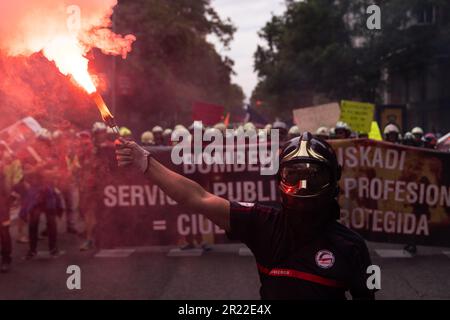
top-left (136, 120), bottom-right (443, 151)
top-left (0, 122), bottom-right (116, 273)
top-left (0, 118), bottom-right (447, 273)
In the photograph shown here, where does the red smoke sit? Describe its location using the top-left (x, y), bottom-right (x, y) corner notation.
top-left (0, 0), bottom-right (135, 93)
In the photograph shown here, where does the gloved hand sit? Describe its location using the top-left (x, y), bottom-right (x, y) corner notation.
top-left (115, 138), bottom-right (151, 173)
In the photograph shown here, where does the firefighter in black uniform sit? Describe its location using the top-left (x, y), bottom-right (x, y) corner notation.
top-left (115, 132), bottom-right (375, 300)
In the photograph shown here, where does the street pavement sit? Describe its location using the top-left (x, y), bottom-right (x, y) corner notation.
top-left (1, 231), bottom-right (450, 300)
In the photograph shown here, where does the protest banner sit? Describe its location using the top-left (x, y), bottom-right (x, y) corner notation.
top-left (292, 102), bottom-right (340, 133)
top-left (98, 144), bottom-right (277, 248)
top-left (332, 139), bottom-right (450, 246)
top-left (98, 141), bottom-right (450, 248)
top-left (340, 100), bottom-right (375, 133)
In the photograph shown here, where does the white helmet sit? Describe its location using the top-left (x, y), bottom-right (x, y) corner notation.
top-left (141, 131), bottom-right (155, 145)
top-left (316, 127), bottom-right (329, 136)
top-left (189, 122), bottom-right (204, 132)
top-left (204, 127), bottom-right (221, 136)
top-left (272, 121), bottom-right (287, 131)
top-left (171, 127), bottom-right (191, 145)
top-left (258, 129), bottom-right (268, 142)
top-left (288, 125), bottom-right (300, 135)
top-left (174, 124), bottom-right (187, 132)
top-left (234, 125), bottom-right (245, 136)
top-left (163, 128), bottom-right (173, 136)
top-left (384, 124), bottom-right (400, 135)
top-left (243, 122), bottom-right (257, 138)
top-left (162, 129), bottom-right (173, 145)
top-left (411, 127), bottom-right (424, 135)
top-left (335, 121), bottom-right (351, 131)
top-left (92, 122), bottom-right (107, 133)
top-left (106, 127), bottom-right (115, 135)
top-left (243, 122), bottom-right (256, 132)
top-left (52, 130), bottom-right (63, 139)
top-left (152, 126), bottom-right (163, 133)
top-left (214, 123), bottom-right (227, 134)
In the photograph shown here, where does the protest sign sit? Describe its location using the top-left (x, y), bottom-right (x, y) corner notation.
top-left (0, 117), bottom-right (43, 162)
top-left (192, 102), bottom-right (225, 126)
top-left (368, 121), bottom-right (382, 141)
top-left (340, 100), bottom-right (375, 133)
top-left (292, 102), bottom-right (340, 133)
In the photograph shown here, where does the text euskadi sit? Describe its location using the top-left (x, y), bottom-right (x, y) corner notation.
top-left (178, 304), bottom-right (271, 317)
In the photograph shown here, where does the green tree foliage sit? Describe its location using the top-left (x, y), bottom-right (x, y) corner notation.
top-left (113, 0), bottom-right (244, 128)
top-left (252, 0), bottom-right (450, 117)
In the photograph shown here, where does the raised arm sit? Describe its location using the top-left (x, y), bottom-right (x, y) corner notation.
top-left (115, 139), bottom-right (230, 231)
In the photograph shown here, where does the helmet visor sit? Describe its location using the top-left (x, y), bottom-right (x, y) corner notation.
top-left (280, 162), bottom-right (331, 196)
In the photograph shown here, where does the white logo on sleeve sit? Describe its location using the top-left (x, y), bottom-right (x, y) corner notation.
top-left (315, 250), bottom-right (335, 269)
top-left (238, 202), bottom-right (255, 208)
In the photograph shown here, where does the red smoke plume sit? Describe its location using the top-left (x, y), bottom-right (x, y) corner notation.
top-left (0, 0), bottom-right (135, 93)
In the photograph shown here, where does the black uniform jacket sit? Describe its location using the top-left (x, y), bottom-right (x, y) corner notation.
top-left (227, 201), bottom-right (376, 300)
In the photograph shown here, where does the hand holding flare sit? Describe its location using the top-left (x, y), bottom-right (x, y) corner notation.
top-left (115, 138), bottom-right (151, 173)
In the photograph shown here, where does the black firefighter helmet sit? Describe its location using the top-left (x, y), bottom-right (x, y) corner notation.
top-left (278, 132), bottom-right (341, 207)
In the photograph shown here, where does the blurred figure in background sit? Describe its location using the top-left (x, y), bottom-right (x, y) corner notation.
top-left (402, 132), bottom-right (416, 147)
top-left (106, 127), bottom-right (117, 143)
top-left (243, 122), bottom-right (257, 141)
top-left (79, 123), bottom-right (116, 251)
top-left (287, 125), bottom-right (300, 140)
top-left (141, 131), bottom-right (155, 147)
top-left (92, 122), bottom-right (116, 172)
top-left (383, 124), bottom-right (401, 144)
top-left (213, 123), bottom-right (226, 136)
top-left (358, 133), bottom-right (369, 139)
top-left (92, 122), bottom-right (108, 145)
top-left (411, 127), bottom-right (424, 147)
top-left (189, 122), bottom-right (205, 136)
top-left (264, 124), bottom-right (272, 142)
top-left (152, 126), bottom-right (164, 146)
top-left (423, 133), bottom-right (437, 150)
top-left (272, 120), bottom-right (288, 143)
top-left (1, 142), bottom-right (27, 245)
top-left (234, 125), bottom-right (244, 139)
top-left (119, 127), bottom-right (133, 141)
top-left (23, 130), bottom-right (62, 260)
top-left (53, 129), bottom-right (80, 234)
top-left (328, 127), bottom-right (336, 140)
top-left (258, 128), bottom-right (268, 143)
top-left (77, 131), bottom-right (98, 251)
top-left (315, 127), bottom-right (330, 140)
top-left (172, 125), bottom-right (191, 146)
top-left (334, 122), bottom-right (352, 139)
top-left (0, 142), bottom-right (13, 273)
top-left (162, 128), bottom-right (173, 146)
